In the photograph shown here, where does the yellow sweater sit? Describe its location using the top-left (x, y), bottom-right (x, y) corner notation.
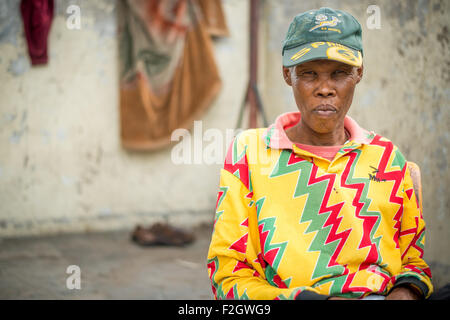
top-left (207, 112), bottom-right (432, 300)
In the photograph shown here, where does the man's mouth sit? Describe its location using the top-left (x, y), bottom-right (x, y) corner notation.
top-left (313, 104), bottom-right (337, 116)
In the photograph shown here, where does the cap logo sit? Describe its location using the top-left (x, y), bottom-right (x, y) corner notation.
top-left (315, 14), bottom-right (328, 22)
top-left (326, 46), bottom-right (362, 67)
top-left (309, 15), bottom-right (341, 32)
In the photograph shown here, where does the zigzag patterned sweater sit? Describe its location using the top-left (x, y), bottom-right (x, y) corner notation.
top-left (207, 112), bottom-right (433, 300)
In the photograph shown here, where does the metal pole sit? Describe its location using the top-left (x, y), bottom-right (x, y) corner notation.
top-left (236, 0), bottom-right (268, 129)
top-left (248, 0), bottom-right (259, 128)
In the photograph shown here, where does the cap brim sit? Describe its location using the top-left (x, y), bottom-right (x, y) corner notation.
top-left (283, 42), bottom-right (362, 68)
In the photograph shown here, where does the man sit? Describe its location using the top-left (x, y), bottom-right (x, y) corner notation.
top-left (207, 7), bottom-right (433, 300)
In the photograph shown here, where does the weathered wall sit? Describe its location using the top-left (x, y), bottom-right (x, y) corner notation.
top-left (261, 0), bottom-right (450, 288)
top-left (1, 0), bottom-right (449, 289)
top-left (0, 0), bottom-right (248, 235)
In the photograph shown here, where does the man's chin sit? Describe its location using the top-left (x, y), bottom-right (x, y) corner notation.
top-left (309, 117), bottom-right (341, 131)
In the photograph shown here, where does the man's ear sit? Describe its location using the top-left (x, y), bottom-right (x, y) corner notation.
top-left (282, 66), bottom-right (292, 86)
top-left (355, 64), bottom-right (364, 84)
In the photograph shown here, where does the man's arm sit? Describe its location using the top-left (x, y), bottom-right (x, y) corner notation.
top-left (207, 166), bottom-right (328, 300)
top-left (387, 163), bottom-right (433, 299)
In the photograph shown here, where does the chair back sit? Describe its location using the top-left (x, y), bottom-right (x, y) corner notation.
top-left (407, 162), bottom-right (423, 214)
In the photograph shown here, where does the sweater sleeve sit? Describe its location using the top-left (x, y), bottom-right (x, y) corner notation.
top-left (206, 136), bottom-right (328, 300)
top-left (392, 163), bottom-right (433, 298)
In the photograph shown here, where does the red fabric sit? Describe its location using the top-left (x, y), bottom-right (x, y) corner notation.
top-left (20, 0), bottom-right (54, 65)
top-left (294, 142), bottom-right (343, 162)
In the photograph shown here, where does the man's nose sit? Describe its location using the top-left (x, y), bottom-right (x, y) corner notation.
top-left (315, 78), bottom-right (336, 97)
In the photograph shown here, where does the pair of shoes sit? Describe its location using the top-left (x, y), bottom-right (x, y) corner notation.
top-left (131, 223), bottom-right (195, 247)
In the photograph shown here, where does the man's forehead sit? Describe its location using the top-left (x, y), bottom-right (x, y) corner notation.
top-left (294, 59), bottom-right (354, 70)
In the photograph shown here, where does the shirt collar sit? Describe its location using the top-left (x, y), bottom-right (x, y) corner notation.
top-left (262, 111), bottom-right (375, 150)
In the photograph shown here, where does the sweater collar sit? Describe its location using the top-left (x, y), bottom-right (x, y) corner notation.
top-left (262, 111), bottom-right (375, 150)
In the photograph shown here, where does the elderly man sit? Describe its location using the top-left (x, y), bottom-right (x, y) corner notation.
top-left (207, 7), bottom-right (433, 300)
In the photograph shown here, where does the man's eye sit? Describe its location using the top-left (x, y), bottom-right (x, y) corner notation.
top-left (333, 70), bottom-right (349, 76)
top-left (299, 71), bottom-right (315, 77)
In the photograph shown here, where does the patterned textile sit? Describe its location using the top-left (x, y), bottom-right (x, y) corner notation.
top-left (207, 112), bottom-right (433, 299)
top-left (118, 0), bottom-right (226, 150)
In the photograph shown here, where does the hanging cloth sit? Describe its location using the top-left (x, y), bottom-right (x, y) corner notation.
top-left (118, 0), bottom-right (227, 150)
top-left (196, 0), bottom-right (229, 37)
top-left (20, 0), bottom-right (54, 65)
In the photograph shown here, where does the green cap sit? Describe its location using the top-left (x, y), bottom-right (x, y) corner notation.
top-left (282, 7), bottom-right (363, 68)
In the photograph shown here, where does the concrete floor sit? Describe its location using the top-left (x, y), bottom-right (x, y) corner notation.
top-left (0, 224), bottom-right (214, 300)
top-left (2, 223), bottom-right (448, 300)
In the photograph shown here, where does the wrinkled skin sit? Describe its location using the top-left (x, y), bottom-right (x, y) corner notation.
top-left (283, 59), bottom-right (363, 146)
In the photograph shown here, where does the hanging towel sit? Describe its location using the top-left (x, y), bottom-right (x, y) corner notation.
top-left (20, 0), bottom-right (54, 65)
top-left (197, 0), bottom-right (229, 37)
top-left (118, 0), bottom-right (226, 150)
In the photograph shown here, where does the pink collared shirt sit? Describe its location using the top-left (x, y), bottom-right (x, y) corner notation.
top-left (264, 112), bottom-right (373, 162)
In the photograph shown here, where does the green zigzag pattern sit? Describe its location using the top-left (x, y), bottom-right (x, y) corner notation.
top-left (270, 150), bottom-right (345, 284)
top-left (269, 150), bottom-right (367, 297)
top-left (342, 149), bottom-right (382, 263)
top-left (216, 283), bottom-right (249, 300)
top-left (214, 186), bottom-right (229, 227)
top-left (208, 257), bottom-right (250, 300)
top-left (276, 287), bottom-right (303, 300)
top-left (255, 197), bottom-right (289, 287)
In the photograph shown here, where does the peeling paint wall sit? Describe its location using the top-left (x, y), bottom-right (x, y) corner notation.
top-left (0, 0), bottom-right (248, 235)
top-left (260, 0), bottom-right (450, 288)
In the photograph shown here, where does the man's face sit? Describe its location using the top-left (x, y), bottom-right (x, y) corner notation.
top-left (283, 59), bottom-right (363, 134)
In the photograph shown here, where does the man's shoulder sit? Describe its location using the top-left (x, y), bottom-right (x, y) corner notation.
top-left (365, 133), bottom-right (403, 152)
top-left (363, 133), bottom-right (409, 169)
top-left (232, 127), bottom-right (269, 147)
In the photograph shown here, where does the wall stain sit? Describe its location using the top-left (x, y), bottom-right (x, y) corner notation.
top-left (7, 55), bottom-right (29, 76)
top-left (437, 26), bottom-right (449, 49)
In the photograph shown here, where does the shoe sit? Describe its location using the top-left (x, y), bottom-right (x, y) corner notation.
top-left (131, 223), bottom-right (195, 246)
